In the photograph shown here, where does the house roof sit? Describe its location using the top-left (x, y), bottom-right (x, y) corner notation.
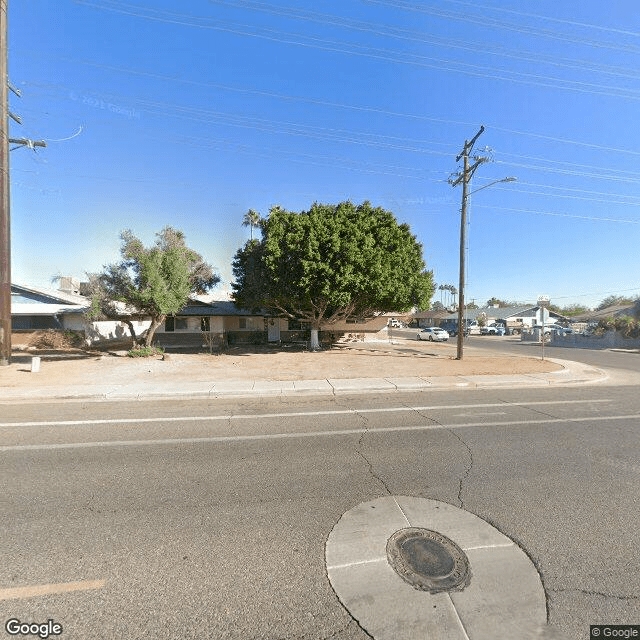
top-left (11, 303), bottom-right (89, 316)
top-left (413, 310), bottom-right (450, 319)
top-left (178, 300), bottom-right (260, 316)
top-left (11, 283), bottom-right (88, 306)
top-left (571, 304), bottom-right (636, 322)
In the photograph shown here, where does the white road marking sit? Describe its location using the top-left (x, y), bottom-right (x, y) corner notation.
top-left (1, 413), bottom-right (637, 452)
top-left (453, 412), bottom-right (508, 417)
top-left (327, 557), bottom-right (387, 570)
top-left (462, 543), bottom-right (515, 551)
top-left (0, 399), bottom-right (612, 429)
top-left (0, 579), bottom-right (105, 600)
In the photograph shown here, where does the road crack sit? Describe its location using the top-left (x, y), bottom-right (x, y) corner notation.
top-left (333, 399), bottom-right (393, 496)
top-left (401, 403), bottom-right (473, 509)
top-left (549, 587), bottom-right (640, 602)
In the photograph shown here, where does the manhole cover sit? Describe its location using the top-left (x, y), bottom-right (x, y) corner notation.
top-left (386, 527), bottom-right (471, 593)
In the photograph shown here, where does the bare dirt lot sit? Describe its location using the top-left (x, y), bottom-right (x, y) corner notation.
top-left (0, 339), bottom-right (561, 390)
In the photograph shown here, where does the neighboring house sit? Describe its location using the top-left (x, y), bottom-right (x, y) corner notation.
top-left (412, 310), bottom-right (450, 328)
top-left (436, 305), bottom-right (570, 331)
top-left (570, 304), bottom-right (637, 323)
top-left (11, 282), bottom-right (89, 331)
top-left (11, 281), bottom-right (152, 345)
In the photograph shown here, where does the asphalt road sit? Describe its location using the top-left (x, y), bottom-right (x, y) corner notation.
top-left (459, 334), bottom-right (640, 373)
top-left (2, 378), bottom-right (639, 639)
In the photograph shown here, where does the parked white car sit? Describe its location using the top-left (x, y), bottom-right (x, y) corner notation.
top-left (417, 327), bottom-right (449, 342)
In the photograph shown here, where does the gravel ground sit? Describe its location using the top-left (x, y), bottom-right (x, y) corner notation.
top-left (0, 339), bottom-right (560, 389)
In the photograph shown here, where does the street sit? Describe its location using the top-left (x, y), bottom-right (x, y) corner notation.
top-left (457, 333), bottom-right (640, 373)
top-left (1, 355), bottom-right (639, 639)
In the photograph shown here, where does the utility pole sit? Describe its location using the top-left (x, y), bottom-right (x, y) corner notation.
top-left (0, 0), bottom-right (45, 366)
top-left (0, 0), bottom-right (9, 366)
top-left (449, 126), bottom-right (488, 360)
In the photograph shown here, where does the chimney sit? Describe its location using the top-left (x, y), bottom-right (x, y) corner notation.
top-left (58, 277), bottom-right (80, 295)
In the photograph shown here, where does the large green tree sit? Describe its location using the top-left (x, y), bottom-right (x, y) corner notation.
top-left (86, 227), bottom-right (219, 347)
top-left (232, 201), bottom-right (434, 349)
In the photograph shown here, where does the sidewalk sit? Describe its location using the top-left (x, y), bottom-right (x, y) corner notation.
top-left (0, 342), bottom-right (608, 402)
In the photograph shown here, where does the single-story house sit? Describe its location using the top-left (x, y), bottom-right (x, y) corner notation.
top-left (11, 280), bottom-right (152, 345)
top-left (11, 279), bottom-right (421, 347)
top-left (11, 282), bottom-right (89, 331)
top-left (412, 310), bottom-right (450, 328)
top-left (155, 301), bottom-right (412, 347)
top-left (435, 305), bottom-right (571, 332)
top-left (570, 304), bottom-right (637, 323)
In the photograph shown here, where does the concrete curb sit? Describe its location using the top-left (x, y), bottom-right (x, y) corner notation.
top-left (0, 359), bottom-right (608, 403)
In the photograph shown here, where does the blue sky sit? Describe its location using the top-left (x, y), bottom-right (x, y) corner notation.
top-left (8, 0), bottom-right (640, 309)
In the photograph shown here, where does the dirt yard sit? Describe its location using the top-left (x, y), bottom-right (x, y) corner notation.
top-left (0, 339), bottom-right (561, 389)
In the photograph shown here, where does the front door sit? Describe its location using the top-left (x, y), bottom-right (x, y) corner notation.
top-left (267, 319), bottom-right (280, 342)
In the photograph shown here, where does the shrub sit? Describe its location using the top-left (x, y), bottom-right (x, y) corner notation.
top-left (597, 315), bottom-right (640, 338)
top-left (28, 329), bottom-right (85, 349)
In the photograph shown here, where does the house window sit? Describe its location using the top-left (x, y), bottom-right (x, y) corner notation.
top-left (165, 317), bottom-right (175, 332)
top-left (175, 318), bottom-right (188, 330)
top-left (288, 319), bottom-right (309, 330)
top-left (238, 318), bottom-right (247, 329)
top-left (201, 317), bottom-right (210, 331)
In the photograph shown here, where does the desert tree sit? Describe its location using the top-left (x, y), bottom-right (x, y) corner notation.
top-left (85, 226), bottom-right (219, 347)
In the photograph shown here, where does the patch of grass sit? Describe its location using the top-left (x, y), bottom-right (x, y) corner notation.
top-left (127, 345), bottom-right (164, 358)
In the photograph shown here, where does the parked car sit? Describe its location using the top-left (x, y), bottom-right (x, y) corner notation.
top-left (480, 323), bottom-right (506, 336)
top-left (532, 325), bottom-right (553, 336)
top-left (388, 319), bottom-right (406, 328)
top-left (417, 327), bottom-right (449, 342)
top-left (447, 325), bottom-right (470, 337)
top-left (551, 325), bottom-right (573, 335)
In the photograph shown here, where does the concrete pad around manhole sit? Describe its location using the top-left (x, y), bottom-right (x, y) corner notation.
top-left (326, 496), bottom-right (548, 640)
top-left (396, 496), bottom-right (514, 550)
top-left (326, 497), bottom-right (409, 569)
top-left (328, 560), bottom-right (468, 640)
top-left (450, 545), bottom-right (547, 640)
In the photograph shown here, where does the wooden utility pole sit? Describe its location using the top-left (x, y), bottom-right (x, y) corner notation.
top-left (450, 126), bottom-right (488, 360)
top-left (0, 2), bottom-right (45, 365)
top-left (0, 0), bottom-right (9, 366)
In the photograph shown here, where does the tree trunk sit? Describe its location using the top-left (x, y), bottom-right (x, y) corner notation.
top-left (310, 327), bottom-right (320, 350)
top-left (124, 320), bottom-right (141, 347)
top-left (145, 315), bottom-right (165, 348)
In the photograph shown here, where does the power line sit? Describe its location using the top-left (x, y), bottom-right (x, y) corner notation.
top-left (73, 1), bottom-right (640, 102)
top-left (473, 204), bottom-right (640, 224)
top-left (361, 0), bottom-right (640, 55)
top-left (16, 52), bottom-right (640, 158)
top-left (436, 0), bottom-right (640, 38)
top-left (494, 160), bottom-right (640, 185)
top-left (208, 0), bottom-right (640, 82)
top-left (490, 185), bottom-right (640, 207)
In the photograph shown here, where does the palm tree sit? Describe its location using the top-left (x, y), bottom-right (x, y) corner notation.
top-left (242, 209), bottom-right (262, 241)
